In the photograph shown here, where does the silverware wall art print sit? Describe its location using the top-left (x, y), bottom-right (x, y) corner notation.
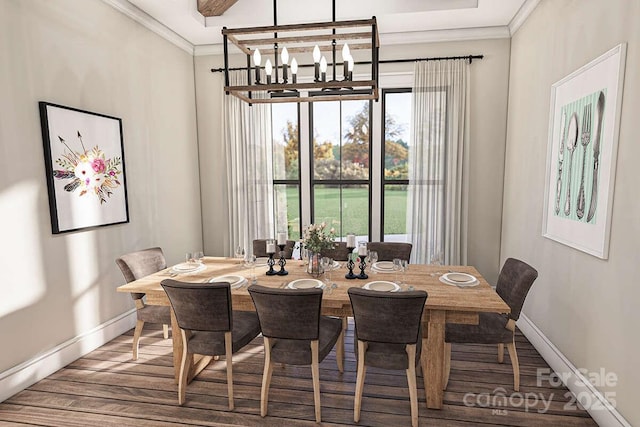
top-left (543, 43), bottom-right (626, 259)
top-left (554, 92), bottom-right (604, 224)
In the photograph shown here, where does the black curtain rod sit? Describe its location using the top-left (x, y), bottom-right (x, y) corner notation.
top-left (210, 54), bottom-right (483, 73)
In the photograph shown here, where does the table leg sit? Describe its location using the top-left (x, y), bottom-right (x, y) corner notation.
top-left (424, 310), bottom-right (446, 409)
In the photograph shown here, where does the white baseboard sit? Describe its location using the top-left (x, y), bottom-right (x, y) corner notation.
top-left (0, 309), bottom-right (137, 403)
top-left (518, 314), bottom-right (631, 427)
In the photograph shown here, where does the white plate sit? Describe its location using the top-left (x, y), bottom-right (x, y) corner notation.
top-left (210, 275), bottom-right (247, 289)
top-left (372, 261), bottom-right (394, 271)
top-left (371, 266), bottom-right (394, 274)
top-left (363, 281), bottom-right (400, 292)
top-left (287, 278), bottom-right (326, 290)
top-left (442, 272), bottom-right (477, 284)
top-left (171, 263), bottom-right (205, 273)
top-left (439, 276), bottom-right (479, 287)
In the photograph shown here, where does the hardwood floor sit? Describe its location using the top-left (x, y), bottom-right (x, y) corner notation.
top-left (0, 322), bottom-right (597, 426)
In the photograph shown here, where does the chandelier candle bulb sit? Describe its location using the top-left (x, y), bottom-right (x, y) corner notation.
top-left (281, 47), bottom-right (289, 83)
top-left (265, 59), bottom-right (273, 84)
top-left (313, 45), bottom-right (321, 81)
top-left (348, 56), bottom-right (354, 81)
top-left (320, 56), bottom-right (327, 82)
top-left (253, 49), bottom-right (261, 83)
top-left (291, 57), bottom-right (298, 83)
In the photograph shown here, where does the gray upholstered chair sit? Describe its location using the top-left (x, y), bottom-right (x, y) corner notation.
top-left (161, 280), bottom-right (261, 408)
top-left (366, 242), bottom-right (412, 262)
top-left (444, 258), bottom-right (538, 391)
top-left (321, 241), bottom-right (351, 261)
top-left (348, 288), bottom-right (428, 427)
top-left (248, 284), bottom-right (344, 423)
top-left (116, 247), bottom-right (172, 360)
top-left (253, 239), bottom-right (296, 259)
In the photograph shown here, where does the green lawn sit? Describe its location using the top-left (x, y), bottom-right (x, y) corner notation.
top-left (284, 186), bottom-right (407, 237)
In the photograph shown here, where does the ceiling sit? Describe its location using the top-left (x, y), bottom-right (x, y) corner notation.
top-left (107, 0), bottom-right (539, 54)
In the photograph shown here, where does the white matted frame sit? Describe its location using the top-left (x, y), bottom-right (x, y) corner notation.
top-left (542, 44), bottom-right (626, 259)
top-left (39, 102), bottom-right (129, 234)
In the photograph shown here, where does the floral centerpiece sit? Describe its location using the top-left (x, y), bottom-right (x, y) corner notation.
top-left (302, 223), bottom-right (336, 277)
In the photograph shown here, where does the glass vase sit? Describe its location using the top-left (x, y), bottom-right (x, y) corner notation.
top-left (306, 252), bottom-right (324, 278)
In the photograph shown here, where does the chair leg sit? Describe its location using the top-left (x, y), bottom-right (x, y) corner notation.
top-left (354, 340), bottom-right (367, 423)
top-left (132, 320), bottom-right (145, 360)
top-left (178, 329), bottom-right (189, 405)
top-left (497, 343), bottom-right (504, 363)
top-left (405, 344), bottom-right (418, 427)
top-left (261, 337), bottom-right (274, 417)
top-left (311, 340), bottom-right (321, 423)
top-left (163, 324), bottom-right (169, 339)
top-left (336, 329), bottom-right (344, 373)
top-left (507, 340), bottom-right (520, 392)
top-left (443, 343), bottom-right (451, 390)
top-left (225, 331), bottom-right (234, 410)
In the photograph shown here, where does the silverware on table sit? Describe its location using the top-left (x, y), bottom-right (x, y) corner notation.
top-left (554, 109), bottom-right (567, 215)
top-left (564, 112), bottom-right (579, 216)
top-left (587, 92), bottom-right (605, 223)
top-left (576, 103), bottom-right (592, 219)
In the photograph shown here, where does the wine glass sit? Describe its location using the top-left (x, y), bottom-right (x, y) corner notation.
top-left (367, 251), bottom-right (378, 268)
top-left (193, 251), bottom-right (204, 264)
top-left (235, 246), bottom-right (245, 259)
top-left (393, 258), bottom-right (402, 285)
top-left (401, 259), bottom-right (408, 288)
top-left (244, 254), bottom-right (257, 285)
top-left (322, 257), bottom-right (333, 284)
top-left (185, 252), bottom-right (194, 264)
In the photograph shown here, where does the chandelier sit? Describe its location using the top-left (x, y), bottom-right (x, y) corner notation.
top-left (221, 1), bottom-right (379, 104)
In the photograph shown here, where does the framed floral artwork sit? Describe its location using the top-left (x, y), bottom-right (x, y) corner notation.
top-left (542, 44), bottom-right (626, 259)
top-left (39, 102), bottom-right (129, 234)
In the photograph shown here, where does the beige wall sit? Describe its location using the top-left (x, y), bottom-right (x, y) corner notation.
top-left (502, 0), bottom-right (639, 424)
top-left (0, 0), bottom-right (201, 372)
top-left (195, 37), bottom-right (511, 284)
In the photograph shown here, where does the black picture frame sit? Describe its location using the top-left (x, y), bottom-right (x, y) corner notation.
top-left (39, 102), bottom-right (129, 234)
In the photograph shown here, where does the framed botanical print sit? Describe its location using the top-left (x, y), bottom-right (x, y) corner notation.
top-left (39, 102), bottom-right (129, 234)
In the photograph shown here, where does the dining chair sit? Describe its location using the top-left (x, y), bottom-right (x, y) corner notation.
top-left (444, 258), bottom-right (538, 391)
top-left (161, 279), bottom-right (261, 408)
top-left (116, 247), bottom-right (172, 360)
top-left (366, 242), bottom-right (412, 262)
top-left (321, 241), bottom-right (351, 261)
top-left (348, 287), bottom-right (428, 427)
top-left (252, 239), bottom-right (296, 259)
top-left (248, 284), bottom-right (344, 423)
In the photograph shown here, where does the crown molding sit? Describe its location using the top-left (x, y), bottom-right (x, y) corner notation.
top-left (509, 0), bottom-right (541, 36)
top-left (101, 0), bottom-right (194, 55)
top-left (194, 26), bottom-right (510, 57)
top-left (381, 26), bottom-right (510, 46)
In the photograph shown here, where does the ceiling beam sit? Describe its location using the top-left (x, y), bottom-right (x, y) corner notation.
top-left (197, 0), bottom-right (238, 17)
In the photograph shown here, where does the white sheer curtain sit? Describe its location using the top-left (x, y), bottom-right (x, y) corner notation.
top-left (224, 71), bottom-right (274, 255)
top-left (407, 59), bottom-right (470, 265)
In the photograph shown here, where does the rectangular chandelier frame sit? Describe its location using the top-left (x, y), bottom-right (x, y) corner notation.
top-left (222, 17), bottom-right (380, 104)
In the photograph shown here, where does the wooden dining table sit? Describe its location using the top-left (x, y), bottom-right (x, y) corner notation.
top-left (117, 256), bottom-right (509, 409)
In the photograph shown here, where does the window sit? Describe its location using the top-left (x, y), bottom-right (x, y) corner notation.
top-left (310, 100), bottom-right (371, 241)
top-left (269, 88), bottom-right (411, 244)
top-left (271, 103), bottom-right (301, 240)
top-left (382, 89), bottom-right (411, 241)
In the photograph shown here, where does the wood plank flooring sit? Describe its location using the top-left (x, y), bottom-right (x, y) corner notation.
top-left (0, 322), bottom-right (597, 426)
